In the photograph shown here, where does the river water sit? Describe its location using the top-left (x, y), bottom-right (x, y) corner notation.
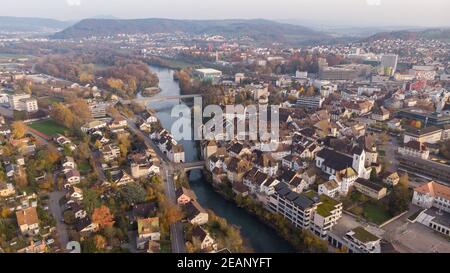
top-left (146, 65), bottom-right (295, 253)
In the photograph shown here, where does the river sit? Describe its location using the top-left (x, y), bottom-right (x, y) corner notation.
top-left (146, 65), bottom-right (295, 253)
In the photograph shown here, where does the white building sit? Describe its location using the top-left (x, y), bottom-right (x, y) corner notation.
top-left (194, 68), bottom-right (222, 81)
top-left (297, 96), bottom-right (325, 109)
top-left (343, 226), bottom-right (381, 253)
top-left (8, 94), bottom-right (38, 112)
top-left (412, 181), bottom-right (450, 213)
top-left (398, 140), bottom-right (429, 160)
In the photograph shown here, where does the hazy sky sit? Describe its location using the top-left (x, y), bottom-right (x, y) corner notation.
top-left (1, 0), bottom-right (450, 27)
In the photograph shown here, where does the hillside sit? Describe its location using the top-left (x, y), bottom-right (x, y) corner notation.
top-left (52, 18), bottom-right (330, 45)
top-left (0, 16), bottom-right (72, 33)
top-left (364, 28), bottom-right (450, 42)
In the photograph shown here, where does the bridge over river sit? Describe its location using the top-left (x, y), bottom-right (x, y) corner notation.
top-left (120, 94), bottom-right (201, 105)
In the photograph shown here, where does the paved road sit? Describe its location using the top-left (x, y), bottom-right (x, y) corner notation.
top-left (125, 117), bottom-right (185, 253)
top-left (382, 205), bottom-right (450, 253)
top-left (91, 150), bottom-right (107, 182)
top-left (49, 173), bottom-right (69, 251)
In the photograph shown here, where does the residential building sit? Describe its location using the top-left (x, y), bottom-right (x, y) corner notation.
top-left (297, 96), bottom-right (325, 109)
top-left (16, 207), bottom-right (39, 236)
top-left (192, 226), bottom-right (217, 251)
top-left (354, 178), bottom-right (387, 200)
top-left (371, 107), bottom-right (390, 121)
top-left (8, 93), bottom-right (38, 112)
top-left (398, 140), bottom-right (429, 159)
top-left (311, 194), bottom-right (343, 239)
top-left (412, 181), bottom-right (450, 213)
top-left (0, 182), bottom-right (16, 197)
top-left (344, 226), bottom-right (381, 253)
top-left (137, 217), bottom-right (161, 250)
top-left (185, 200), bottom-right (208, 225)
top-left (268, 182), bottom-right (317, 229)
top-left (176, 187), bottom-right (197, 205)
top-left (380, 171), bottom-right (400, 186)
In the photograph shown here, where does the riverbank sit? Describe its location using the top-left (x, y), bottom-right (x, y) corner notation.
top-left (148, 65), bottom-right (296, 252)
top-left (200, 169), bottom-right (329, 253)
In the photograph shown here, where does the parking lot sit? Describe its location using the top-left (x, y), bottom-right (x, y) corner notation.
top-left (382, 206), bottom-right (450, 253)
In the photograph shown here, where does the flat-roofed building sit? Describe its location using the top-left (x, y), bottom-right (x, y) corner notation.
top-left (343, 226), bottom-right (381, 253)
top-left (404, 126), bottom-right (443, 144)
top-left (194, 68), bottom-right (222, 82)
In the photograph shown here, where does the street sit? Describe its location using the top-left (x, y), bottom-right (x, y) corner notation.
top-left (126, 117), bottom-right (185, 253)
top-left (49, 175), bottom-right (69, 252)
top-left (92, 150), bottom-right (107, 182)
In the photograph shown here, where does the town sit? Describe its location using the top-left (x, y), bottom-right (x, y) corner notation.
top-left (0, 11), bottom-right (450, 255)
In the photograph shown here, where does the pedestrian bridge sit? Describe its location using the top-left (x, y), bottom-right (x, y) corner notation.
top-left (178, 161), bottom-right (205, 171)
top-left (120, 94), bottom-right (202, 105)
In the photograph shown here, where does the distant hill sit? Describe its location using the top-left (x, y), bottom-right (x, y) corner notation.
top-left (52, 18), bottom-right (330, 45)
top-left (0, 16), bottom-right (72, 33)
top-left (364, 28), bottom-right (450, 42)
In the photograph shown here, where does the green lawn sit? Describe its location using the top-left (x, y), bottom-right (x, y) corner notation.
top-left (363, 203), bottom-right (391, 225)
top-left (78, 162), bottom-right (91, 173)
top-left (29, 119), bottom-right (68, 137)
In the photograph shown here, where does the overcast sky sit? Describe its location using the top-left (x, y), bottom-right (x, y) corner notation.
top-left (1, 0), bottom-right (450, 27)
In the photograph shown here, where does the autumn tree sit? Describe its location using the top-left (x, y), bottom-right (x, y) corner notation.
top-left (69, 98), bottom-right (92, 124)
top-left (399, 173), bottom-right (409, 189)
top-left (15, 79), bottom-right (32, 94)
top-left (305, 86), bottom-right (316, 97)
top-left (11, 121), bottom-right (27, 139)
top-left (94, 235), bottom-right (107, 251)
top-left (50, 103), bottom-right (75, 129)
top-left (117, 134), bottom-right (131, 157)
top-left (161, 201), bottom-right (183, 226)
top-left (92, 205), bottom-right (115, 230)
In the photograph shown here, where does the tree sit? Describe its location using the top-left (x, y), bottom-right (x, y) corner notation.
top-left (121, 183), bottom-right (147, 205)
top-left (399, 173), bottom-right (409, 189)
top-left (15, 173), bottom-right (28, 189)
top-left (107, 78), bottom-right (124, 91)
top-left (11, 121), bottom-right (27, 139)
top-left (117, 134), bottom-right (131, 157)
top-left (379, 132), bottom-right (389, 144)
top-left (70, 98), bottom-right (92, 124)
top-left (1, 208), bottom-right (11, 218)
top-left (388, 187), bottom-right (411, 216)
top-left (81, 237), bottom-right (98, 253)
top-left (82, 189), bottom-right (100, 215)
top-left (50, 103), bottom-right (75, 129)
top-left (370, 168), bottom-right (378, 182)
top-left (305, 86), bottom-right (315, 97)
top-left (63, 211), bottom-right (76, 225)
top-left (94, 235), bottom-right (107, 251)
top-left (92, 206), bottom-right (115, 230)
top-left (78, 143), bottom-right (91, 160)
top-left (161, 201), bottom-right (182, 225)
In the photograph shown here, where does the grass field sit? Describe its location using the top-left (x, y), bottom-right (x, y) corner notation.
top-left (29, 119), bottom-right (68, 137)
top-left (363, 203), bottom-right (391, 225)
top-left (78, 162), bottom-right (91, 173)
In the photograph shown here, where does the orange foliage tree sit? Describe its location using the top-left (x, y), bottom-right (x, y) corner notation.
top-left (92, 206), bottom-right (115, 230)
